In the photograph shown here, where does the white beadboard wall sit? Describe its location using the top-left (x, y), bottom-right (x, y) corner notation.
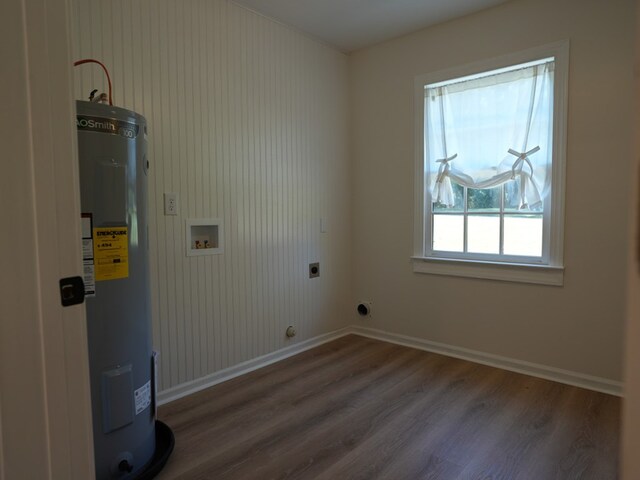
top-left (72, 0), bottom-right (351, 392)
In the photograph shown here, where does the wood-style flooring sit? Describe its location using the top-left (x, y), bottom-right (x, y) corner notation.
top-left (157, 335), bottom-right (620, 480)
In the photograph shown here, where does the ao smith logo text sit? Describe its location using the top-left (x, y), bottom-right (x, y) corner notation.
top-left (77, 115), bottom-right (139, 139)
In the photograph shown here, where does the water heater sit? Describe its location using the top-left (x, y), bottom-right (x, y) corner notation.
top-left (76, 100), bottom-right (173, 479)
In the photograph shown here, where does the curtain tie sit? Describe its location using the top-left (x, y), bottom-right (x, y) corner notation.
top-left (435, 153), bottom-right (457, 184)
top-left (508, 146), bottom-right (540, 209)
top-left (508, 146), bottom-right (539, 179)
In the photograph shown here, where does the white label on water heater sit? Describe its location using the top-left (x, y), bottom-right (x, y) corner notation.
top-left (134, 380), bottom-right (151, 415)
top-left (81, 214), bottom-right (96, 297)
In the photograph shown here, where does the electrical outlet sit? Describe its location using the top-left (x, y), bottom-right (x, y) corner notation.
top-left (164, 193), bottom-right (178, 216)
top-left (309, 262), bottom-right (320, 278)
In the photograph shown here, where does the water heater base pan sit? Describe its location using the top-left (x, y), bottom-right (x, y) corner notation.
top-left (135, 421), bottom-right (175, 480)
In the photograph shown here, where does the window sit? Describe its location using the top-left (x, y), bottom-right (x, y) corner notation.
top-left (412, 43), bottom-right (568, 285)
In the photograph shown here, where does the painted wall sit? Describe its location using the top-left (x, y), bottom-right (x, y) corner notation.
top-left (350, 0), bottom-right (635, 380)
top-left (73, 0), bottom-right (351, 392)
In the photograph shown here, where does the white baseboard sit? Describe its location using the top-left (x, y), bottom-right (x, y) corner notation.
top-left (157, 325), bottom-right (622, 405)
top-left (156, 327), bottom-right (352, 405)
top-left (349, 326), bottom-right (623, 397)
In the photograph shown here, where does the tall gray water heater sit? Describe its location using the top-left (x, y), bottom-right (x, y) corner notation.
top-left (77, 100), bottom-right (173, 479)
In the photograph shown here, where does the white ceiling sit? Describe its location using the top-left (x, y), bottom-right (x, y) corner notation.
top-left (232, 0), bottom-right (510, 52)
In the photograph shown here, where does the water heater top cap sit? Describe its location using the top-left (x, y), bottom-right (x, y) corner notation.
top-left (76, 100), bottom-right (147, 125)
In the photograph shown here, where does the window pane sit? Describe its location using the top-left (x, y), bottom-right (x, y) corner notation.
top-left (468, 187), bottom-right (500, 212)
top-left (433, 182), bottom-right (464, 212)
top-left (468, 215), bottom-right (500, 254)
top-left (433, 214), bottom-right (463, 252)
top-left (504, 215), bottom-right (543, 257)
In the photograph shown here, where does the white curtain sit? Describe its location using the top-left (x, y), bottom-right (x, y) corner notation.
top-left (426, 61), bottom-right (554, 209)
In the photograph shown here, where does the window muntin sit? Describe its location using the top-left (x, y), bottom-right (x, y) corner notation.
top-left (431, 184), bottom-right (543, 260)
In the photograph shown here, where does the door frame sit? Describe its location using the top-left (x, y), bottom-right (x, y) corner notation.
top-left (0, 0), bottom-right (94, 478)
top-left (621, 4), bottom-right (640, 478)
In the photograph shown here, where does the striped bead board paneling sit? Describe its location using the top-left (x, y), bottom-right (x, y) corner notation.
top-left (72, 0), bottom-right (352, 393)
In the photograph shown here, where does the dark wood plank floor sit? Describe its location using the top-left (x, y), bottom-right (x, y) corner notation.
top-left (156, 335), bottom-right (620, 480)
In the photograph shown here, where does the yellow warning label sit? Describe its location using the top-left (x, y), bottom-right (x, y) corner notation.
top-left (93, 226), bottom-right (129, 281)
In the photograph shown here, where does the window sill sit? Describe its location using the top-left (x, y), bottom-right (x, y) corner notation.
top-left (411, 256), bottom-right (564, 286)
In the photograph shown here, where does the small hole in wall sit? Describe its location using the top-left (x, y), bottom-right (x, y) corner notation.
top-left (357, 303), bottom-right (371, 316)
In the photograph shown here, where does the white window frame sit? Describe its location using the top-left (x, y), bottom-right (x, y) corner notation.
top-left (412, 41), bottom-right (569, 286)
